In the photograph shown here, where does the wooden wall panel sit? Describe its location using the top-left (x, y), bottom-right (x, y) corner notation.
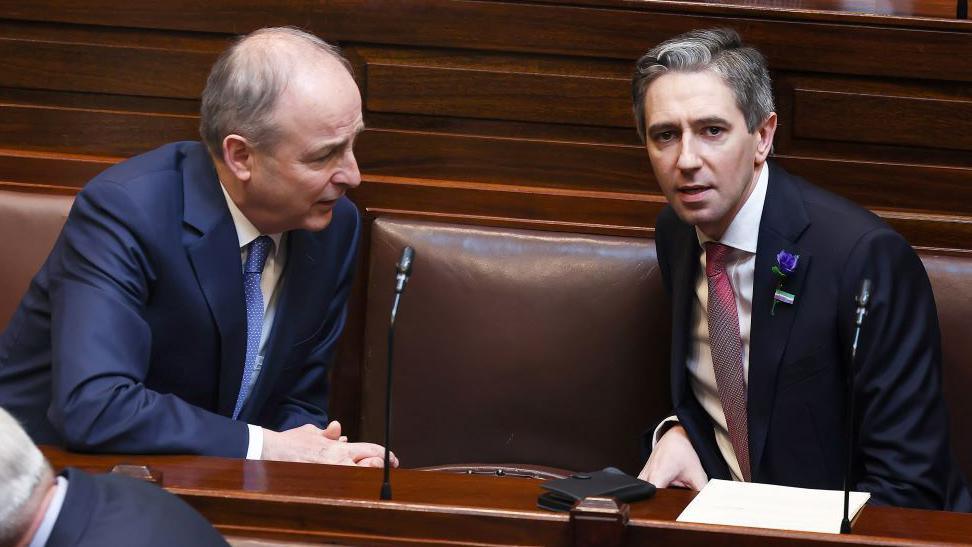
top-left (0, 151), bottom-right (112, 191)
top-left (793, 90), bottom-right (972, 152)
top-left (0, 103), bottom-right (197, 157)
top-left (356, 130), bottom-right (651, 192)
top-left (366, 64), bottom-right (630, 127)
top-left (776, 156), bottom-right (972, 215)
top-left (0, 20), bottom-right (223, 98)
top-left (0, 1), bottom-right (317, 34)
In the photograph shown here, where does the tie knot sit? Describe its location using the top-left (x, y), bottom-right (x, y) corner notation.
top-left (705, 242), bottom-right (733, 276)
top-left (244, 236), bottom-right (273, 274)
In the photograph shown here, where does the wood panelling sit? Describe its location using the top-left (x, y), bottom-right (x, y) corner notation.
top-left (793, 90), bottom-right (972, 151)
top-left (0, 36), bottom-right (216, 99)
top-left (356, 129), bottom-right (651, 192)
top-left (0, 103), bottom-right (197, 156)
top-left (0, 1), bottom-right (318, 34)
top-left (321, 1), bottom-right (972, 80)
top-left (0, 150), bottom-right (113, 191)
top-left (775, 156), bottom-right (972, 215)
top-left (553, 0), bottom-right (962, 19)
top-left (350, 175), bottom-right (664, 236)
top-left (3, 1), bottom-right (969, 75)
top-left (366, 64), bottom-right (631, 127)
top-left (773, 72), bottom-right (972, 167)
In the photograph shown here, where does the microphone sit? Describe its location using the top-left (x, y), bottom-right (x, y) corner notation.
top-left (841, 278), bottom-right (871, 534)
top-left (381, 246), bottom-right (414, 500)
top-left (394, 246), bottom-right (414, 294)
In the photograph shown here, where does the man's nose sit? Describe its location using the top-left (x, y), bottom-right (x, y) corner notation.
top-left (676, 136), bottom-right (702, 171)
top-left (335, 149), bottom-right (362, 189)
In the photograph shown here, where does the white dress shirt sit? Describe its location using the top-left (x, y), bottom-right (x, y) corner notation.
top-left (654, 162), bottom-right (770, 482)
top-left (28, 475), bottom-right (68, 547)
top-left (220, 184), bottom-right (287, 460)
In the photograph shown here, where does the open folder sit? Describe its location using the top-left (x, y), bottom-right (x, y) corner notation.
top-left (677, 479), bottom-right (870, 534)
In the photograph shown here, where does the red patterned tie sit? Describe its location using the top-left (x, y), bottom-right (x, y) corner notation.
top-left (705, 242), bottom-right (752, 481)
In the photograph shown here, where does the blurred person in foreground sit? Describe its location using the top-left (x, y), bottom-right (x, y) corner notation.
top-left (0, 407), bottom-right (228, 547)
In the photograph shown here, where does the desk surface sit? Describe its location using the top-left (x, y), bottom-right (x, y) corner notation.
top-left (42, 447), bottom-right (972, 546)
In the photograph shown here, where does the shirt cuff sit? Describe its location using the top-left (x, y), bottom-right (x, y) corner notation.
top-left (245, 424), bottom-right (264, 460)
top-left (652, 415), bottom-right (680, 448)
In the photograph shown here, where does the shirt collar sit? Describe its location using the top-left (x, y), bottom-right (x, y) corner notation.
top-left (696, 161), bottom-right (770, 253)
top-left (28, 475), bottom-right (68, 547)
top-left (219, 182), bottom-right (283, 251)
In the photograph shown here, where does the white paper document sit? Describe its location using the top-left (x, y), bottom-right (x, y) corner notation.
top-left (677, 479), bottom-right (871, 534)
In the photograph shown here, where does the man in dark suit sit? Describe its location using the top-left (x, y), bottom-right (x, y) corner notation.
top-left (0, 407), bottom-right (228, 547)
top-left (631, 28), bottom-right (969, 510)
top-left (0, 27), bottom-right (395, 466)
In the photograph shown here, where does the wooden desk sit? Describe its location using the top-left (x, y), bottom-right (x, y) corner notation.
top-left (42, 447), bottom-right (972, 546)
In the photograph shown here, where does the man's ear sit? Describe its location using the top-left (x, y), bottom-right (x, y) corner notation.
top-left (754, 112), bottom-right (778, 163)
top-left (222, 134), bottom-right (254, 182)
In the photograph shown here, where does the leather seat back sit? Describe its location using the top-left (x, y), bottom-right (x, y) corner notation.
top-left (0, 190), bottom-right (73, 331)
top-left (922, 254), bottom-right (972, 485)
top-left (361, 217), bottom-right (671, 473)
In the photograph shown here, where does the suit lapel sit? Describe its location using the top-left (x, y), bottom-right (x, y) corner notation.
top-left (182, 146), bottom-right (246, 417)
top-left (238, 229), bottom-right (324, 420)
top-left (748, 163), bottom-right (811, 478)
top-left (47, 468), bottom-right (93, 546)
top-left (670, 222), bottom-right (700, 408)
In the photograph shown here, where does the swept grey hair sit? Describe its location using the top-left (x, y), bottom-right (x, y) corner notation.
top-left (199, 26), bottom-right (352, 155)
top-left (631, 27), bottom-right (775, 143)
top-left (0, 407), bottom-right (51, 544)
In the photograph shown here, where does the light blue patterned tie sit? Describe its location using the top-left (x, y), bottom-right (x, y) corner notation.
top-left (233, 235), bottom-right (273, 419)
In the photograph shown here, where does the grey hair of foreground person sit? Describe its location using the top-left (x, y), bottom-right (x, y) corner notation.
top-left (631, 27), bottom-right (775, 143)
top-left (0, 407), bottom-right (53, 546)
top-left (199, 26), bottom-right (353, 155)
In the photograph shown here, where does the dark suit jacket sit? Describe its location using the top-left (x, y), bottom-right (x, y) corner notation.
top-left (654, 161), bottom-right (970, 511)
top-left (0, 141), bottom-right (360, 456)
top-left (47, 467), bottom-right (227, 546)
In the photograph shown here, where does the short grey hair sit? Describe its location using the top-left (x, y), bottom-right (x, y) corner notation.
top-left (0, 407), bottom-right (51, 544)
top-left (199, 26), bottom-right (353, 155)
top-left (631, 27), bottom-right (774, 143)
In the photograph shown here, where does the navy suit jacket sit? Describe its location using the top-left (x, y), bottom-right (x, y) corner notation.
top-left (654, 162), bottom-right (970, 511)
top-left (48, 467), bottom-right (227, 546)
top-left (0, 141), bottom-right (360, 456)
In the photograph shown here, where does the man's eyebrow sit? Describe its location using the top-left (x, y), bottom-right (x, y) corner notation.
top-left (693, 116), bottom-right (732, 127)
top-left (307, 123), bottom-right (366, 155)
top-left (646, 121), bottom-right (678, 135)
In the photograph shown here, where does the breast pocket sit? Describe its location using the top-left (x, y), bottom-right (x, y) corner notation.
top-left (778, 342), bottom-right (839, 391)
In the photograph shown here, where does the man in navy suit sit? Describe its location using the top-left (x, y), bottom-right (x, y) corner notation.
top-left (0, 407), bottom-right (228, 547)
top-left (0, 27), bottom-right (396, 466)
top-left (631, 28), bottom-right (969, 510)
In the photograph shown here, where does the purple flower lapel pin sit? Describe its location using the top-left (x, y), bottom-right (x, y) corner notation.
top-left (771, 250), bottom-right (799, 316)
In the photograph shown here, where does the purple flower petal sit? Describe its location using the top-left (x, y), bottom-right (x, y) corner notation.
top-left (776, 250), bottom-right (799, 275)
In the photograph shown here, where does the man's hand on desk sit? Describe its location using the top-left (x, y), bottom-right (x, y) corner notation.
top-left (262, 421), bottom-right (399, 467)
top-left (638, 424), bottom-right (708, 490)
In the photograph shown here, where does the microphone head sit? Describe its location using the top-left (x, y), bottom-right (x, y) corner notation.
top-left (396, 246), bottom-right (415, 276)
top-left (856, 278), bottom-right (872, 307)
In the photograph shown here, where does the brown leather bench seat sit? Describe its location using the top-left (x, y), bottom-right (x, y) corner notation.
top-left (0, 190), bottom-right (968, 482)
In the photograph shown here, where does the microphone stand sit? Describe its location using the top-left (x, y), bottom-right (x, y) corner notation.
top-left (379, 296), bottom-right (400, 499)
top-left (959, 0), bottom-right (968, 19)
top-left (381, 247), bottom-right (413, 500)
top-left (841, 279), bottom-right (871, 534)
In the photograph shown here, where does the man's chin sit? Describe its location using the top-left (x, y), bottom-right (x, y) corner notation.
top-left (302, 209), bottom-right (334, 232)
top-left (672, 204), bottom-right (712, 226)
